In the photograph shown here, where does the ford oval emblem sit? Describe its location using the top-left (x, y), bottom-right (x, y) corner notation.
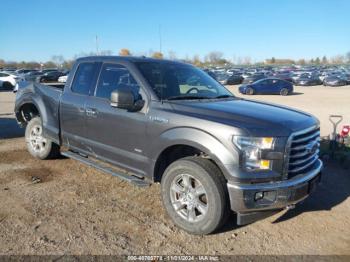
top-left (306, 141), bottom-right (318, 154)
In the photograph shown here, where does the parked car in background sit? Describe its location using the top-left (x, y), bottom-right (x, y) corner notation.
top-left (341, 73), bottom-right (350, 84)
top-left (323, 75), bottom-right (348, 86)
top-left (1, 68), bottom-right (17, 73)
top-left (58, 74), bottom-right (68, 83)
top-left (203, 69), bottom-right (217, 80)
top-left (16, 69), bottom-right (37, 75)
top-left (294, 75), bottom-right (322, 86)
top-left (226, 74), bottom-right (243, 85)
top-left (24, 71), bottom-right (45, 82)
top-left (273, 72), bottom-right (293, 83)
top-left (239, 78), bottom-right (293, 95)
top-left (242, 73), bottom-right (266, 84)
top-left (39, 71), bottom-right (66, 83)
top-left (0, 71), bottom-right (22, 89)
top-left (41, 68), bottom-right (59, 73)
top-left (291, 71), bottom-right (305, 82)
top-left (215, 73), bottom-right (230, 84)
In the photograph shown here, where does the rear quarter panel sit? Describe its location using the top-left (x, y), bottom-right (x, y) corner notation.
top-left (15, 82), bottom-right (63, 143)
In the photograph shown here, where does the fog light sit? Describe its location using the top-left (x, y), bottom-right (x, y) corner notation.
top-left (260, 160), bottom-right (271, 169)
top-left (255, 191), bottom-right (264, 201)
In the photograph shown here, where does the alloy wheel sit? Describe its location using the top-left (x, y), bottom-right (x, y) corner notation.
top-left (29, 124), bottom-right (47, 153)
top-left (170, 174), bottom-right (208, 222)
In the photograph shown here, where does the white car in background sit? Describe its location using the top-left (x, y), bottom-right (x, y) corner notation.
top-left (58, 74), bottom-right (68, 83)
top-left (0, 71), bottom-right (23, 89)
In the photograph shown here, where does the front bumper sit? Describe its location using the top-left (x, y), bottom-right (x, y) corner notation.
top-left (227, 159), bottom-right (323, 224)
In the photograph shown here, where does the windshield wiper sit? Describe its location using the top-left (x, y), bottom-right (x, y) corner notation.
top-left (214, 94), bottom-right (234, 99)
top-left (166, 95), bottom-right (210, 100)
top-left (166, 94), bottom-right (234, 101)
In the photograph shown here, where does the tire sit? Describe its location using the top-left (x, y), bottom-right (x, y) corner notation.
top-left (25, 117), bottom-right (60, 159)
top-left (246, 87), bottom-right (254, 95)
top-left (280, 88), bottom-right (289, 96)
top-left (161, 156), bottom-right (229, 235)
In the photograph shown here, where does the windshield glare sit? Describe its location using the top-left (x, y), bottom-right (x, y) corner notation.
top-left (136, 62), bottom-right (233, 100)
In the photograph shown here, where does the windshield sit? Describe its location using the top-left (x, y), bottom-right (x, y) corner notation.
top-left (136, 62), bottom-right (233, 100)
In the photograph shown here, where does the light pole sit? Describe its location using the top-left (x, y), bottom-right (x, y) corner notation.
top-left (95, 35), bottom-right (99, 55)
top-left (159, 24), bottom-right (162, 54)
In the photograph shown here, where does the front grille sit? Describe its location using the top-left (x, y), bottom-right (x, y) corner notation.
top-left (287, 127), bottom-right (320, 179)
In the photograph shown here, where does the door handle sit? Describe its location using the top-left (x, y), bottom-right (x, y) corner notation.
top-left (86, 108), bottom-right (98, 117)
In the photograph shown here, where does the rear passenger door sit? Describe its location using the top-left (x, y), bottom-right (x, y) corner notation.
top-left (60, 62), bottom-right (101, 152)
top-left (84, 63), bottom-right (149, 175)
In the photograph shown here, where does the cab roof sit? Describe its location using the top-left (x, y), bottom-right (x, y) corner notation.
top-left (76, 56), bottom-right (188, 66)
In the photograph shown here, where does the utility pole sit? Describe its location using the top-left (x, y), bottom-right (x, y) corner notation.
top-left (95, 35), bottom-right (99, 55)
top-left (159, 24), bottom-right (162, 53)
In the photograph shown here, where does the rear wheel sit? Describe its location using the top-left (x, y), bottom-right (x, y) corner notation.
top-left (280, 88), bottom-right (289, 96)
top-left (246, 87), bottom-right (254, 95)
top-left (2, 82), bottom-right (13, 90)
top-left (25, 117), bottom-right (60, 159)
top-left (161, 156), bottom-right (228, 235)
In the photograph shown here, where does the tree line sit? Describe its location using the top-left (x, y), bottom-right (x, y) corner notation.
top-left (1, 49), bottom-right (350, 70)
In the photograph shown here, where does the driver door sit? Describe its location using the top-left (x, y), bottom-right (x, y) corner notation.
top-left (84, 63), bottom-right (149, 175)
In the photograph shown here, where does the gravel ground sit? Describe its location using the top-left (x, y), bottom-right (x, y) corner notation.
top-left (0, 87), bottom-right (349, 256)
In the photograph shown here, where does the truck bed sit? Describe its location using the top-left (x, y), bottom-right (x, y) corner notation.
top-left (40, 82), bottom-right (65, 89)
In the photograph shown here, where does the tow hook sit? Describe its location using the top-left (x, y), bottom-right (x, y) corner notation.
top-left (286, 204), bottom-right (295, 210)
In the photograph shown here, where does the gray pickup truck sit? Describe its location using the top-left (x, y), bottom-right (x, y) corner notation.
top-left (15, 56), bottom-right (322, 235)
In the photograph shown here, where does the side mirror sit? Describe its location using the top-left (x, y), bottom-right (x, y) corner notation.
top-left (110, 88), bottom-right (135, 110)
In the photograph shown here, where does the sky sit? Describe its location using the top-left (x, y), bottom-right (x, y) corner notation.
top-left (1, 0), bottom-right (349, 62)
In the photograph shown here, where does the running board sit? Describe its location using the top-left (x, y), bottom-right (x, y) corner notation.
top-left (61, 151), bottom-right (150, 187)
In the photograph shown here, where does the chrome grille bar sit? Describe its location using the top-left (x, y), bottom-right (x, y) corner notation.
top-left (289, 149), bottom-right (320, 166)
top-left (285, 126), bottom-right (321, 179)
top-left (292, 131), bottom-right (320, 144)
top-left (289, 155), bottom-right (319, 173)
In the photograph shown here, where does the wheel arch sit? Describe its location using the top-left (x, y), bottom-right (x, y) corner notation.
top-left (151, 128), bottom-right (237, 182)
top-left (15, 94), bottom-right (60, 143)
top-left (16, 99), bottom-right (43, 125)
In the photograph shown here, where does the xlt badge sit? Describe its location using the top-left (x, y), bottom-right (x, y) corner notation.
top-left (149, 116), bottom-right (169, 124)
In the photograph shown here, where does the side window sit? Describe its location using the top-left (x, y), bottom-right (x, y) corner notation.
top-left (71, 63), bottom-right (98, 95)
top-left (95, 63), bottom-right (140, 100)
top-left (260, 80), bottom-right (268, 85)
top-left (0, 73), bottom-right (8, 77)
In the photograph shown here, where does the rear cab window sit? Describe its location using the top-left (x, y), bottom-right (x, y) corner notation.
top-left (71, 62), bottom-right (100, 95)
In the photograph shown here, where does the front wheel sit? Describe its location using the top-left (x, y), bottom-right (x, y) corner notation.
top-left (25, 117), bottom-right (60, 159)
top-left (161, 157), bottom-right (228, 235)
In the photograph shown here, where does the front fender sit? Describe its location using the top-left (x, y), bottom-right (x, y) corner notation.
top-left (150, 127), bottom-right (239, 179)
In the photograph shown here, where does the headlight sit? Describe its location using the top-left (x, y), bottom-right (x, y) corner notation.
top-left (233, 136), bottom-right (275, 171)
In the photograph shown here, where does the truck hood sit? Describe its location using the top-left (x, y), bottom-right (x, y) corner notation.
top-left (169, 98), bottom-right (318, 137)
